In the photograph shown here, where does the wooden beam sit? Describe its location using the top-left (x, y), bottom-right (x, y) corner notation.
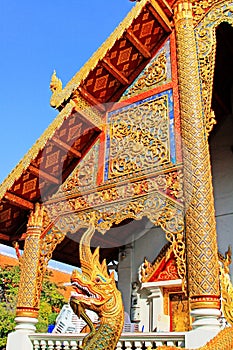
top-left (102, 58), bottom-right (129, 85)
top-left (28, 165), bottom-right (60, 185)
top-left (78, 87), bottom-right (106, 112)
top-left (125, 30), bottom-right (151, 59)
top-left (52, 136), bottom-right (82, 158)
top-left (147, 1), bottom-right (172, 33)
top-left (4, 192), bottom-right (34, 210)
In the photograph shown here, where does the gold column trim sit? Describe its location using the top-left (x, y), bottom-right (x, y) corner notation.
top-left (16, 204), bottom-right (45, 318)
top-left (174, 0), bottom-right (220, 309)
top-left (16, 204), bottom-right (65, 319)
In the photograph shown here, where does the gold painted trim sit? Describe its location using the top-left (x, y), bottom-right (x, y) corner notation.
top-left (195, 1), bottom-right (233, 136)
top-left (47, 164), bottom-right (183, 204)
top-left (16, 308), bottom-right (39, 318)
top-left (72, 92), bottom-right (103, 129)
top-left (191, 300), bottom-right (220, 310)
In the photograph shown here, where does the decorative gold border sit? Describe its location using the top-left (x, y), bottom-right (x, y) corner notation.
top-left (16, 307), bottom-right (39, 318)
top-left (195, 1), bottom-right (233, 136)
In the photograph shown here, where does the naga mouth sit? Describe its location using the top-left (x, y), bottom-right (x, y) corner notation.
top-left (71, 280), bottom-right (101, 301)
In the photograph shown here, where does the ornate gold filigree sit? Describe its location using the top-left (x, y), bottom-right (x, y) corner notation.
top-left (72, 91), bottom-right (103, 129)
top-left (192, 0), bottom-right (221, 25)
top-left (46, 168), bottom-right (183, 216)
top-left (220, 246), bottom-right (233, 326)
top-left (35, 226), bottom-right (66, 304)
top-left (108, 94), bottom-right (172, 179)
top-left (50, 191), bottom-right (186, 284)
top-left (174, 1), bottom-right (220, 303)
top-left (122, 49), bottom-right (167, 99)
top-left (195, 1), bottom-right (233, 136)
top-left (61, 140), bottom-right (100, 193)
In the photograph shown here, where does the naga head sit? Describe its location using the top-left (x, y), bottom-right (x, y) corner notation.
top-left (70, 226), bottom-right (119, 315)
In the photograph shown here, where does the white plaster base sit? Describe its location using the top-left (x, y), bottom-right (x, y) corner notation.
top-left (6, 317), bottom-right (38, 350)
top-left (185, 329), bottom-right (220, 349)
top-left (191, 308), bottom-right (221, 330)
top-left (186, 308), bottom-right (221, 348)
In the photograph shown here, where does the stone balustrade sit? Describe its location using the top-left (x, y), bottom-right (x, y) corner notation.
top-left (29, 332), bottom-right (186, 349)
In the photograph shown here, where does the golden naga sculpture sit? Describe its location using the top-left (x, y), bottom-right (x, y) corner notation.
top-left (50, 70), bottom-right (63, 93)
top-left (70, 225), bottom-right (124, 350)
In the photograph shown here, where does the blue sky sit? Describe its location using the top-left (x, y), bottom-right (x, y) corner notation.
top-left (0, 0), bottom-right (134, 183)
top-left (0, 243), bottom-right (76, 273)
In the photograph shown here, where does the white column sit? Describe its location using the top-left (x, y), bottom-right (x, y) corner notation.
top-left (6, 317), bottom-right (38, 350)
top-left (147, 286), bottom-right (163, 331)
top-left (191, 309), bottom-right (221, 330)
top-left (185, 309), bottom-right (221, 348)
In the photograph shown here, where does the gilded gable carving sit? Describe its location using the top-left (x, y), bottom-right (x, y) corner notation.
top-left (105, 90), bottom-right (175, 181)
top-left (121, 39), bottom-right (171, 100)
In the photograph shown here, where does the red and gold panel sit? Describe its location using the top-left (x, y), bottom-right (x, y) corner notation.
top-left (11, 172), bottom-right (40, 201)
top-left (0, 201), bottom-right (26, 237)
top-left (105, 38), bottom-right (144, 79)
top-left (129, 7), bottom-right (164, 52)
top-left (82, 65), bottom-right (121, 103)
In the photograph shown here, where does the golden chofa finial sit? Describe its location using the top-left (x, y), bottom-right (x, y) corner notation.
top-left (50, 70), bottom-right (62, 93)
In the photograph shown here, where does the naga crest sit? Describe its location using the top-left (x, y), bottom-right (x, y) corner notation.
top-left (70, 225), bottom-right (122, 315)
top-left (70, 225), bottom-right (124, 350)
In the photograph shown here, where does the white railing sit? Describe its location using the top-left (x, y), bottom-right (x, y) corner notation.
top-left (29, 332), bottom-right (186, 349)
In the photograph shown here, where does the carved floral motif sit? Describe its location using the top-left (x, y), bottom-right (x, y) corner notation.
top-left (195, 1), bottom-right (233, 136)
top-left (61, 140), bottom-right (100, 193)
top-left (121, 39), bottom-right (171, 100)
top-left (45, 190), bottom-right (186, 284)
top-left (107, 92), bottom-right (174, 179)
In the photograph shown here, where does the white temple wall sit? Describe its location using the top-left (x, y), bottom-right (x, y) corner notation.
top-left (132, 224), bottom-right (167, 282)
top-left (117, 221), bottom-right (167, 328)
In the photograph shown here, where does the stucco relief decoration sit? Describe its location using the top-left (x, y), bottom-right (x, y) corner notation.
top-left (61, 140), bottom-right (100, 194)
top-left (121, 39), bottom-right (171, 100)
top-left (106, 92), bottom-right (174, 180)
top-left (195, 1), bottom-right (233, 136)
top-left (48, 190), bottom-right (186, 284)
top-left (192, 0), bottom-right (223, 25)
top-left (140, 244), bottom-right (180, 283)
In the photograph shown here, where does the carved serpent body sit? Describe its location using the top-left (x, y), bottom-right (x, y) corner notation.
top-left (70, 226), bottom-right (124, 350)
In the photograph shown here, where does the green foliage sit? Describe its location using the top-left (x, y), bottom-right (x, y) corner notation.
top-left (0, 265), bottom-right (19, 348)
top-left (0, 264), bottom-right (67, 348)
